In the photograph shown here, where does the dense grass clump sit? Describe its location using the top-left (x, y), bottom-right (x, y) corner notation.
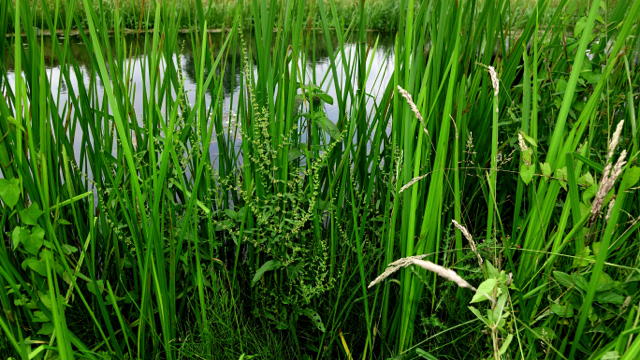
top-left (1, 0), bottom-right (640, 359)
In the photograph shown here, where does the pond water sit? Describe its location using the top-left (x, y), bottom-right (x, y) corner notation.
top-left (2, 32), bottom-right (396, 163)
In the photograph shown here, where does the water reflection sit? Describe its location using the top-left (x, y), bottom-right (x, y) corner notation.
top-left (2, 31), bottom-right (396, 163)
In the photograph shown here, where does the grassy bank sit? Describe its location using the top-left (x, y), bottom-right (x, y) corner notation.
top-left (1, 0), bottom-right (640, 359)
top-left (8, 0), bottom-right (403, 32)
top-left (6, 0), bottom-right (622, 33)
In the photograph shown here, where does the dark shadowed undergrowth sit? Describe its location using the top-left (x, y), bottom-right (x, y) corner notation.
top-left (1, 0), bottom-right (640, 359)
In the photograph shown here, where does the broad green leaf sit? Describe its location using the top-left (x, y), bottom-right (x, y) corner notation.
top-left (550, 303), bottom-right (574, 318)
top-left (40, 250), bottom-right (64, 274)
top-left (492, 293), bottom-right (508, 321)
top-left (39, 293), bottom-right (53, 309)
top-left (541, 163), bottom-right (552, 177)
top-left (595, 291), bottom-right (625, 305)
top-left (56, 219), bottom-right (72, 226)
top-left (520, 163), bottom-right (535, 185)
top-left (301, 308), bottom-right (325, 332)
top-left (576, 276), bottom-right (589, 292)
top-left (61, 244), bottom-right (79, 254)
top-left (578, 172), bottom-right (594, 187)
top-left (499, 334), bottom-right (513, 355)
top-left (579, 202), bottom-right (590, 217)
top-left (471, 279), bottom-right (497, 303)
top-left (316, 93), bottom-right (334, 105)
top-left (622, 167), bottom-right (640, 191)
top-left (310, 112), bottom-right (341, 140)
top-left (522, 147), bottom-right (533, 164)
top-left (105, 294), bottom-right (125, 306)
top-left (592, 242), bottom-right (601, 257)
top-left (555, 167), bottom-right (568, 190)
top-left (0, 178), bottom-right (21, 209)
top-left (20, 226), bottom-right (45, 255)
top-left (87, 280), bottom-right (105, 295)
top-left (556, 79), bottom-right (568, 93)
top-left (583, 184), bottom-right (597, 202)
top-left (581, 71), bottom-right (601, 84)
top-left (597, 272), bottom-right (615, 291)
top-left (22, 258), bottom-right (46, 277)
top-left (251, 260), bottom-right (282, 287)
top-left (224, 209), bottom-right (238, 221)
top-left (20, 203), bottom-right (43, 226)
top-left (468, 306), bottom-right (491, 327)
top-left (288, 147), bottom-right (304, 162)
top-left (574, 17), bottom-right (588, 37)
top-left (37, 322), bottom-right (55, 335)
top-left (553, 271), bottom-right (575, 288)
top-left (33, 311), bottom-right (49, 322)
top-left (572, 246), bottom-right (593, 268)
top-left (486, 261), bottom-right (499, 278)
top-left (12, 226), bottom-right (22, 250)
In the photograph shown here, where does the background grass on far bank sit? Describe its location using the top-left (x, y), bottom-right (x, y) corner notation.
top-left (7, 0), bottom-right (622, 33)
top-left (8, 0), bottom-right (403, 32)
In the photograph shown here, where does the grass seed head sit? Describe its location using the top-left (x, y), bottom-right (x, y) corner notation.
top-left (399, 173), bottom-right (429, 193)
top-left (605, 199), bottom-right (615, 222)
top-left (488, 66), bottom-right (499, 96)
top-left (518, 133), bottom-right (528, 152)
top-left (397, 86), bottom-right (428, 135)
top-left (368, 255), bottom-right (476, 291)
top-left (412, 259), bottom-right (476, 291)
top-left (452, 220), bottom-right (483, 266)
top-left (368, 254), bottom-right (427, 288)
top-left (607, 120), bottom-right (624, 162)
top-left (591, 150), bottom-right (627, 224)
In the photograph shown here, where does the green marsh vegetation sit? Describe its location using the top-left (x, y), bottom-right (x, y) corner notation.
top-left (1, 0), bottom-right (640, 359)
top-left (7, 0), bottom-right (403, 32)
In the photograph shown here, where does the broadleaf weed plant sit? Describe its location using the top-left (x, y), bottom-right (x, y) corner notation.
top-left (215, 32), bottom-right (344, 337)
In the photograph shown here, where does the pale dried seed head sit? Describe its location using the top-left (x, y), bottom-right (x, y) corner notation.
top-left (397, 86), bottom-right (428, 134)
top-left (607, 120), bottom-right (624, 162)
top-left (591, 163), bottom-right (613, 219)
top-left (368, 254), bottom-right (427, 288)
top-left (399, 173), bottom-right (429, 194)
top-left (388, 254), bottom-right (428, 267)
top-left (612, 150), bottom-right (627, 180)
top-left (368, 255), bottom-right (476, 291)
top-left (605, 199), bottom-right (615, 222)
top-left (452, 220), bottom-right (483, 266)
top-left (591, 150), bottom-right (627, 224)
top-left (412, 260), bottom-right (476, 291)
top-left (518, 133), bottom-right (528, 152)
top-left (488, 66), bottom-right (499, 97)
top-left (451, 219), bottom-right (473, 242)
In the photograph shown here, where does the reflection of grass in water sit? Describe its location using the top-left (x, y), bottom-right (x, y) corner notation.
top-left (211, 111), bottom-right (242, 142)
